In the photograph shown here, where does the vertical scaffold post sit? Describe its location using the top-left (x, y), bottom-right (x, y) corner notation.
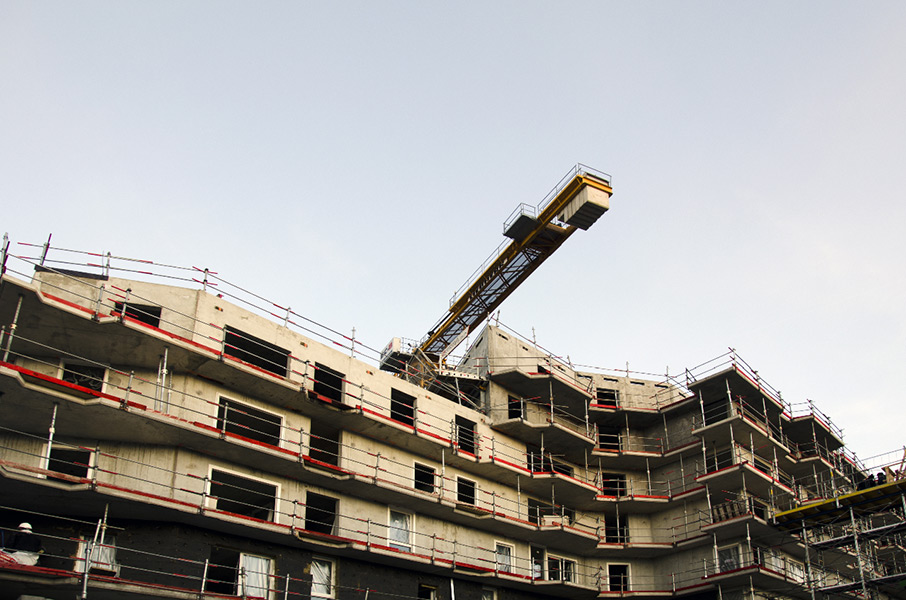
top-left (93, 284), bottom-right (105, 321)
top-left (40, 233), bottom-right (52, 266)
top-left (2, 294), bottom-right (24, 363)
top-left (81, 516), bottom-right (103, 598)
top-left (42, 403), bottom-right (59, 472)
top-left (119, 288), bottom-right (132, 322)
top-left (0, 233), bottom-right (9, 277)
top-left (201, 558), bottom-right (210, 596)
top-left (850, 506), bottom-right (869, 599)
top-left (802, 522), bottom-right (817, 600)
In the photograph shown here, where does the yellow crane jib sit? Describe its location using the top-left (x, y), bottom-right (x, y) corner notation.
top-left (414, 164), bottom-right (612, 364)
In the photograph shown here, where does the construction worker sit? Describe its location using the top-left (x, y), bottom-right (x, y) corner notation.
top-left (4, 523), bottom-right (43, 565)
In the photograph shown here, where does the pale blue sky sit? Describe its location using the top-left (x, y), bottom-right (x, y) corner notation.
top-left (2, 2), bottom-right (905, 461)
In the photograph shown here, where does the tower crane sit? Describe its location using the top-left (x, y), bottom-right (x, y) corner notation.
top-left (381, 164), bottom-right (613, 388)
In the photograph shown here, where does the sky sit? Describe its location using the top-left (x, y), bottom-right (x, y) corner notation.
top-left (1, 2), bottom-right (905, 462)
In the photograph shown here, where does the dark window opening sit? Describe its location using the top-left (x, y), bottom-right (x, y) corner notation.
top-left (418, 585), bottom-right (436, 600)
top-left (309, 421), bottom-right (340, 466)
top-left (414, 463), bottom-right (436, 493)
top-left (528, 450), bottom-right (551, 473)
top-left (552, 460), bottom-right (573, 477)
top-left (218, 397), bottom-right (281, 447)
top-left (48, 447), bottom-right (90, 480)
top-left (531, 546), bottom-right (545, 580)
top-left (537, 364), bottom-right (550, 375)
top-left (608, 564), bottom-right (629, 592)
top-left (391, 388), bottom-right (416, 427)
top-left (114, 301), bottom-right (162, 328)
top-left (707, 447), bottom-right (734, 473)
top-left (205, 547), bottom-right (240, 594)
top-left (305, 492), bottom-right (337, 535)
top-left (703, 399), bottom-right (730, 426)
top-left (209, 469), bottom-right (276, 520)
top-left (596, 388), bottom-right (619, 405)
top-left (223, 326), bottom-right (289, 377)
top-left (529, 498), bottom-right (574, 525)
top-left (600, 473), bottom-right (627, 497)
top-left (62, 364), bottom-right (105, 392)
top-left (455, 416), bottom-right (476, 455)
top-left (604, 514), bottom-right (629, 543)
top-left (457, 477), bottom-right (476, 505)
top-left (508, 396), bottom-right (524, 419)
top-left (314, 363), bottom-right (345, 402)
top-left (598, 426), bottom-right (621, 451)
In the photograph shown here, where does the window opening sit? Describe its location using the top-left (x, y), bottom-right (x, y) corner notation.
top-left (552, 460), bottom-right (573, 477)
top-left (205, 548), bottom-right (273, 599)
top-left (703, 399), bottom-right (730, 426)
top-left (598, 426), bottom-right (621, 451)
top-left (608, 564), bottom-right (629, 592)
top-left (595, 388), bottom-right (619, 405)
top-left (48, 446), bottom-right (91, 480)
top-left (388, 510), bottom-right (412, 551)
top-left (313, 363), bottom-right (345, 402)
top-left (547, 556), bottom-right (575, 582)
top-left (390, 388), bottom-right (416, 427)
top-left (531, 546), bottom-right (545, 580)
top-left (414, 463), bottom-right (436, 493)
top-left (457, 477), bottom-right (476, 505)
top-left (309, 420), bottom-right (340, 466)
top-left (718, 544), bottom-right (741, 573)
top-left (209, 469), bottom-right (277, 520)
top-left (311, 557), bottom-right (335, 598)
top-left (223, 326), bottom-right (289, 377)
top-left (604, 514), bottom-right (629, 544)
top-left (600, 473), bottom-right (627, 497)
top-left (218, 397), bottom-right (282, 447)
top-left (240, 553), bottom-right (273, 599)
top-left (305, 492), bottom-right (338, 535)
top-left (507, 396), bottom-right (524, 419)
top-left (455, 416), bottom-right (476, 455)
top-left (707, 447), bottom-right (734, 473)
top-left (495, 543), bottom-right (513, 573)
top-left (62, 363), bottom-right (105, 392)
top-left (481, 589), bottom-right (497, 600)
top-left (114, 301), bottom-right (161, 328)
top-left (528, 499), bottom-right (574, 525)
top-left (527, 450), bottom-right (550, 473)
top-left (418, 585), bottom-right (437, 600)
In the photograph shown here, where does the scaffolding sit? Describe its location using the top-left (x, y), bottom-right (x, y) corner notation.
top-left (774, 451), bottom-right (906, 600)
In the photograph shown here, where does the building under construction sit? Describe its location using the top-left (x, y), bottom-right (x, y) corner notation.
top-left (0, 165), bottom-right (903, 600)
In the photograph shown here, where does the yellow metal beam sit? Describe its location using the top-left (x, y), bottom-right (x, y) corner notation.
top-left (418, 168), bottom-right (612, 358)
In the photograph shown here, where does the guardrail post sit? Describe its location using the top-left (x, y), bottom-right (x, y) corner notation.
top-left (94, 284), bottom-right (105, 320)
top-left (200, 558), bottom-right (209, 597)
top-left (121, 370), bottom-right (134, 410)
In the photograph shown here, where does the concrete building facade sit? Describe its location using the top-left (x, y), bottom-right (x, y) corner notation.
top-left (0, 239), bottom-right (902, 600)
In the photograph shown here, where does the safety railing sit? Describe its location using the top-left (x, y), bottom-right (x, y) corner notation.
top-left (0, 415), bottom-right (609, 548)
top-left (596, 432), bottom-right (664, 454)
top-left (788, 400), bottom-right (845, 443)
top-left (693, 397), bottom-right (793, 454)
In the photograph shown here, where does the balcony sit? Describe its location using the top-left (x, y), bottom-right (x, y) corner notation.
top-left (491, 398), bottom-right (595, 464)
